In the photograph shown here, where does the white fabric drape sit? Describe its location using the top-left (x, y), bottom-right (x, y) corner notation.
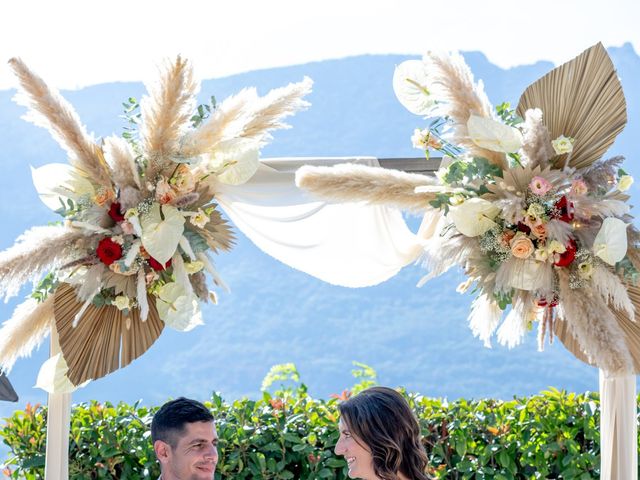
top-left (599, 370), bottom-right (637, 480)
top-left (216, 157), bottom-right (424, 287)
top-left (44, 330), bottom-right (71, 480)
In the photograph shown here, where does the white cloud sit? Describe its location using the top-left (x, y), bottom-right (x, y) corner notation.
top-left (1, 0), bottom-right (638, 89)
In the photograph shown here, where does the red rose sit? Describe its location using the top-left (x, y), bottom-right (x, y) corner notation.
top-left (554, 239), bottom-right (577, 267)
top-left (96, 238), bottom-right (123, 266)
top-left (553, 196), bottom-right (574, 223)
top-left (516, 222), bottom-right (531, 235)
top-left (148, 257), bottom-right (172, 271)
top-left (108, 202), bottom-right (125, 223)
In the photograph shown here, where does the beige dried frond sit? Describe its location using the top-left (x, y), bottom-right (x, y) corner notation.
top-left (0, 296), bottom-right (54, 373)
top-left (423, 51), bottom-right (507, 169)
top-left (238, 77), bottom-right (313, 143)
top-left (140, 56), bottom-right (199, 179)
top-left (8, 58), bottom-right (112, 187)
top-left (296, 163), bottom-right (437, 212)
top-left (197, 208), bottom-right (236, 252)
top-left (557, 272), bottom-right (633, 374)
top-left (517, 43), bottom-right (627, 170)
top-left (103, 135), bottom-right (141, 190)
top-left (0, 225), bottom-right (86, 301)
top-left (520, 108), bottom-right (554, 169)
top-left (180, 87), bottom-right (259, 157)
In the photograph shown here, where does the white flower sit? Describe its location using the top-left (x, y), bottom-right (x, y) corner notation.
top-left (449, 194), bottom-right (465, 206)
top-left (31, 163), bottom-right (96, 211)
top-left (35, 353), bottom-right (89, 394)
top-left (112, 295), bottom-right (131, 311)
top-left (411, 128), bottom-right (430, 149)
top-left (205, 139), bottom-right (260, 185)
top-left (448, 198), bottom-right (500, 237)
top-left (551, 135), bottom-right (574, 155)
top-left (506, 258), bottom-right (545, 291)
top-left (392, 60), bottom-right (436, 115)
top-left (156, 282), bottom-right (203, 331)
top-left (547, 240), bottom-right (566, 256)
top-left (534, 248), bottom-right (549, 262)
top-left (140, 203), bottom-right (185, 265)
top-left (467, 115), bottom-right (523, 153)
top-left (184, 260), bottom-right (205, 274)
top-left (618, 175), bottom-right (634, 192)
top-left (189, 209), bottom-right (210, 228)
top-left (593, 217), bottom-right (628, 266)
top-left (578, 261), bottom-right (594, 279)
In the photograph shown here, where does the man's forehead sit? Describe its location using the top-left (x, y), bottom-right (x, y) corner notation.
top-left (179, 420), bottom-right (217, 442)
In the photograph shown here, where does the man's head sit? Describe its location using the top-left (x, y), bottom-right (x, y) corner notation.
top-left (151, 397), bottom-right (218, 480)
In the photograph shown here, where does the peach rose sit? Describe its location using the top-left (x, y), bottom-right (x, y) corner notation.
top-left (93, 187), bottom-right (116, 207)
top-left (501, 230), bottom-right (516, 247)
top-left (510, 233), bottom-right (535, 259)
top-left (155, 178), bottom-right (177, 204)
top-left (530, 222), bottom-right (547, 241)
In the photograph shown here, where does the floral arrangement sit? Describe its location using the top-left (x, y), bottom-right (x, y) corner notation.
top-left (297, 44), bottom-right (640, 374)
top-left (0, 56), bottom-right (311, 388)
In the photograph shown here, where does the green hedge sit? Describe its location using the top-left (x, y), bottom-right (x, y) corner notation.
top-left (0, 363), bottom-right (627, 479)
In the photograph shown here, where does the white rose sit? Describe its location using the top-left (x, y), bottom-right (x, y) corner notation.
top-left (411, 128), bottom-right (429, 150)
top-left (112, 295), bottom-right (131, 311)
top-left (551, 135), bottom-right (574, 155)
top-left (618, 175), bottom-right (634, 192)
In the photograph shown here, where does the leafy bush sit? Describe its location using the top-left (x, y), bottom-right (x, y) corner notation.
top-left (0, 363), bottom-right (628, 479)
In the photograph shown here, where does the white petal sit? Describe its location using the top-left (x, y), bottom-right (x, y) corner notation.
top-left (156, 282), bottom-right (203, 331)
top-left (392, 60), bottom-right (436, 115)
top-left (594, 217), bottom-right (628, 266)
top-left (35, 353), bottom-right (89, 394)
top-left (207, 140), bottom-right (260, 185)
top-left (448, 198), bottom-right (499, 237)
top-left (140, 204), bottom-right (185, 265)
top-left (467, 115), bottom-right (523, 153)
top-left (31, 163), bottom-right (95, 211)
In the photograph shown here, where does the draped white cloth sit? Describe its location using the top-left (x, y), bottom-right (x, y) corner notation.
top-left (599, 370), bottom-right (637, 480)
top-left (216, 157), bottom-right (424, 287)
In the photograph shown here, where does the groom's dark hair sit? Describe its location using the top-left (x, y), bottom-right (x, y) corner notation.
top-left (151, 397), bottom-right (214, 448)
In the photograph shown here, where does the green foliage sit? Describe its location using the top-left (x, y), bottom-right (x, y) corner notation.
top-left (261, 363), bottom-right (302, 395)
top-left (0, 367), bottom-right (629, 479)
top-left (30, 272), bottom-right (59, 303)
top-left (441, 157), bottom-right (503, 187)
top-left (191, 96), bottom-right (217, 128)
top-left (495, 102), bottom-right (523, 127)
top-left (350, 362), bottom-right (377, 395)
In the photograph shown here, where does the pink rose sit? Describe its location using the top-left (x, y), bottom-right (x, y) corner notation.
top-left (510, 233), bottom-right (535, 259)
top-left (530, 222), bottom-right (547, 241)
top-left (529, 176), bottom-right (552, 195)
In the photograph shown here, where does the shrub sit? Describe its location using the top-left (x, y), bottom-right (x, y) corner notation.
top-left (0, 363), bottom-right (622, 479)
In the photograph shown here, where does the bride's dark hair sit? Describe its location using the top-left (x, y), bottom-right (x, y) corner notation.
top-left (338, 386), bottom-right (431, 480)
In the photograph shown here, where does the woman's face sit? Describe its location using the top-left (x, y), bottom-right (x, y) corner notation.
top-left (334, 418), bottom-right (377, 479)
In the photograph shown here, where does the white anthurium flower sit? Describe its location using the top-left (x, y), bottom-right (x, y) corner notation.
top-left (31, 163), bottom-right (95, 211)
top-left (35, 353), bottom-right (89, 394)
top-left (140, 203), bottom-right (185, 265)
top-left (155, 282), bottom-right (203, 331)
top-left (448, 198), bottom-right (500, 237)
top-left (467, 115), bottom-right (523, 153)
top-left (206, 139), bottom-right (260, 185)
top-left (593, 217), bottom-right (628, 266)
top-left (392, 60), bottom-right (436, 115)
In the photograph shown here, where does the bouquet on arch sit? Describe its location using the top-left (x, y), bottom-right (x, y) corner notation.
top-left (297, 44), bottom-right (640, 374)
top-left (0, 56), bottom-right (311, 389)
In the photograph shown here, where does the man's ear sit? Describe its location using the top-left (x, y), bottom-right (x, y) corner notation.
top-left (154, 440), bottom-right (171, 464)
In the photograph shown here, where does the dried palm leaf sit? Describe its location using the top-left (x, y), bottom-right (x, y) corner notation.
top-left (296, 163), bottom-right (437, 212)
top-left (8, 58), bottom-right (112, 188)
top-left (53, 283), bottom-right (163, 385)
top-left (517, 43), bottom-right (627, 170)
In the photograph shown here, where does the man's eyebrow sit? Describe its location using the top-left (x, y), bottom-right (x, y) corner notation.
top-left (188, 437), bottom-right (215, 445)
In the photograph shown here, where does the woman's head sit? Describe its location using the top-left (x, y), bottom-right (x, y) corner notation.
top-left (334, 387), bottom-right (430, 480)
